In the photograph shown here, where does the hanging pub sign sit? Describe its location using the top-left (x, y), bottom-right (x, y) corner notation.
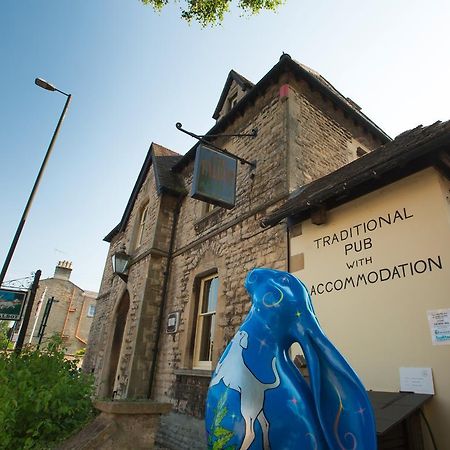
top-left (0, 288), bottom-right (28, 320)
top-left (191, 144), bottom-right (238, 209)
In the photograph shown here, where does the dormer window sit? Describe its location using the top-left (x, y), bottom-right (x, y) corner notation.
top-left (212, 70), bottom-right (254, 122)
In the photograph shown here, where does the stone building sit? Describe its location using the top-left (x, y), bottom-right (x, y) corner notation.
top-left (24, 261), bottom-right (97, 355)
top-left (83, 54), bottom-right (392, 448)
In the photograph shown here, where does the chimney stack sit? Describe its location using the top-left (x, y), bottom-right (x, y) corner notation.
top-left (54, 260), bottom-right (73, 281)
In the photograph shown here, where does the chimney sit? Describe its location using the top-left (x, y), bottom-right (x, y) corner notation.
top-left (54, 260), bottom-right (73, 281)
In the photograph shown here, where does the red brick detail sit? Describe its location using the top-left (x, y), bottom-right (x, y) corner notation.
top-left (279, 84), bottom-right (290, 98)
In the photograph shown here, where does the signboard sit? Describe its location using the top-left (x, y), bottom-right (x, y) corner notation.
top-left (191, 145), bottom-right (237, 209)
top-left (166, 311), bottom-right (180, 334)
top-left (0, 288), bottom-right (28, 320)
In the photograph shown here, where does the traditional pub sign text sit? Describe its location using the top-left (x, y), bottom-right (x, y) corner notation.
top-left (308, 207), bottom-right (444, 295)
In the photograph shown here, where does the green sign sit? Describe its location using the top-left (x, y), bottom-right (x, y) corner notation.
top-left (191, 145), bottom-right (237, 209)
top-left (0, 288), bottom-right (28, 320)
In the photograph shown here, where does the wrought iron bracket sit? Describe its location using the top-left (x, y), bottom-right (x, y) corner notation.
top-left (1, 274), bottom-right (35, 290)
top-left (176, 122), bottom-right (257, 169)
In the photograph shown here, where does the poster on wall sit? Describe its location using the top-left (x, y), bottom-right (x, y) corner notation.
top-left (427, 308), bottom-right (450, 345)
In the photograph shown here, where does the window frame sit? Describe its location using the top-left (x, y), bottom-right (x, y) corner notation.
top-left (193, 273), bottom-right (219, 370)
top-left (135, 202), bottom-right (149, 248)
top-left (87, 304), bottom-right (96, 318)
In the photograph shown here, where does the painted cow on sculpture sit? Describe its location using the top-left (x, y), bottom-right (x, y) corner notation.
top-left (206, 268), bottom-right (376, 450)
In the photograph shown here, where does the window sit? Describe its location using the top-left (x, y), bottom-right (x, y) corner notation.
top-left (87, 304), bottom-right (96, 318)
top-left (193, 274), bottom-right (219, 369)
top-left (227, 93), bottom-right (238, 112)
top-left (135, 202), bottom-right (149, 248)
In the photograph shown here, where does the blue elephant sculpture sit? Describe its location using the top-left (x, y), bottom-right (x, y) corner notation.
top-left (205, 268), bottom-right (376, 449)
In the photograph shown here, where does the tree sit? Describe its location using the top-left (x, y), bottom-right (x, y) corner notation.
top-left (141, 0), bottom-right (286, 26)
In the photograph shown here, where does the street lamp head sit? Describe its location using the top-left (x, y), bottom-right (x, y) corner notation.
top-left (35, 78), bottom-right (56, 91)
top-left (111, 245), bottom-right (131, 283)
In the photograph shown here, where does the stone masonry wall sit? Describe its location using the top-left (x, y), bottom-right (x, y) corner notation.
top-left (286, 78), bottom-right (383, 191)
top-left (153, 212), bottom-right (286, 449)
top-left (127, 194), bottom-right (179, 398)
top-left (151, 81), bottom-right (291, 448)
top-left (84, 165), bottom-right (165, 398)
top-left (173, 82), bottom-right (288, 253)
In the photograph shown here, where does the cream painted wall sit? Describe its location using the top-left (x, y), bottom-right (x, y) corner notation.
top-left (290, 167), bottom-right (450, 449)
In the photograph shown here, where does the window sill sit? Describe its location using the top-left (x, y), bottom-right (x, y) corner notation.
top-left (173, 368), bottom-right (212, 378)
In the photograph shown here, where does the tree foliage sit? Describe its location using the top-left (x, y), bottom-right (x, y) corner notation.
top-left (141, 0), bottom-right (285, 26)
top-left (0, 321), bottom-right (12, 350)
top-left (0, 336), bottom-right (95, 449)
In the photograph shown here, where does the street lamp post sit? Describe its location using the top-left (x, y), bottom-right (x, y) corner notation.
top-left (0, 78), bottom-right (71, 287)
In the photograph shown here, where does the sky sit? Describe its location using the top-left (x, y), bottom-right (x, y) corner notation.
top-left (1, 0), bottom-right (449, 292)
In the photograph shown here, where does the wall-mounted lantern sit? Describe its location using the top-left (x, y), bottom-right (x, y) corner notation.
top-left (111, 245), bottom-right (131, 282)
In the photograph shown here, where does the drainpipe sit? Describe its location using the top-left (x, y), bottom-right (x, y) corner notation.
top-left (147, 196), bottom-right (183, 398)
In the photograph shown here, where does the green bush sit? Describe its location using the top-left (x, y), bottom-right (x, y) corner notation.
top-left (0, 321), bottom-right (13, 351)
top-left (0, 336), bottom-right (95, 449)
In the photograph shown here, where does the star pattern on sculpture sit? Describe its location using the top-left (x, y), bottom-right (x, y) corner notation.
top-left (258, 338), bottom-right (268, 353)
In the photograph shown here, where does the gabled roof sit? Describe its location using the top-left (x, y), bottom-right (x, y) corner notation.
top-left (212, 70), bottom-right (254, 120)
top-left (104, 143), bottom-right (185, 242)
top-left (152, 144), bottom-right (186, 196)
top-left (173, 54), bottom-right (391, 172)
top-left (261, 120), bottom-right (450, 228)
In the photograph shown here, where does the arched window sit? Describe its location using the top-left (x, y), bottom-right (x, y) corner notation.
top-left (135, 202), bottom-right (149, 248)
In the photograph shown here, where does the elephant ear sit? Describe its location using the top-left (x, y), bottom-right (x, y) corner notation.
top-left (302, 328), bottom-right (377, 450)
